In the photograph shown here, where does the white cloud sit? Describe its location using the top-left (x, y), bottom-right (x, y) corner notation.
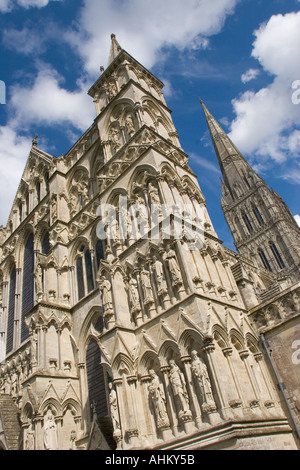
top-left (190, 153), bottom-right (220, 174)
top-left (9, 67), bottom-right (94, 132)
top-left (0, 0), bottom-right (60, 11)
top-left (229, 11), bottom-right (300, 164)
top-left (0, 0), bottom-right (240, 227)
top-left (0, 125), bottom-right (32, 225)
top-left (0, 67), bottom-right (95, 226)
top-left (241, 68), bottom-right (260, 83)
top-left (16, 0), bottom-right (56, 7)
top-left (294, 215), bottom-right (300, 226)
top-left (66, 0), bottom-right (239, 77)
top-left (0, 0), bottom-right (10, 11)
top-left (2, 26), bottom-right (47, 55)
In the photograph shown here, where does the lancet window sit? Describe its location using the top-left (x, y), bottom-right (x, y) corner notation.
top-left (21, 233), bottom-right (34, 343)
top-left (41, 232), bottom-right (51, 255)
top-left (6, 265), bottom-right (16, 354)
top-left (95, 240), bottom-right (106, 269)
top-left (253, 206), bottom-right (264, 226)
top-left (242, 212), bottom-right (254, 233)
top-left (258, 248), bottom-right (272, 272)
top-left (76, 244), bottom-right (95, 301)
top-left (269, 242), bottom-right (285, 270)
top-left (86, 338), bottom-right (109, 424)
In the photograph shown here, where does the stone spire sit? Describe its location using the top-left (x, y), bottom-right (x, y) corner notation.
top-left (200, 100), bottom-right (260, 202)
top-left (107, 33), bottom-right (123, 66)
top-left (201, 100), bottom-right (300, 277)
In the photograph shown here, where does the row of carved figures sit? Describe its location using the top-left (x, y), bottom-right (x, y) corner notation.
top-left (97, 243), bottom-right (185, 327)
top-left (108, 351), bottom-right (217, 447)
top-left (0, 348), bottom-right (31, 401)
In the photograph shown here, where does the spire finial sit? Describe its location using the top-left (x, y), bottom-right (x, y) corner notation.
top-left (107, 33), bottom-right (122, 66)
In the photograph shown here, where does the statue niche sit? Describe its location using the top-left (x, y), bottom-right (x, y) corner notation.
top-left (148, 369), bottom-right (170, 430)
top-left (168, 360), bottom-right (192, 420)
top-left (190, 350), bottom-right (217, 414)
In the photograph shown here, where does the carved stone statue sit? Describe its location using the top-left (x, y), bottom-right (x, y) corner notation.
top-left (80, 180), bottom-right (89, 203)
top-left (135, 195), bottom-right (149, 234)
top-left (34, 263), bottom-right (43, 295)
top-left (69, 430), bottom-right (77, 450)
top-left (168, 360), bottom-right (190, 416)
top-left (148, 369), bottom-right (170, 429)
top-left (99, 277), bottom-right (114, 315)
top-left (107, 81), bottom-right (118, 99)
top-left (163, 244), bottom-right (182, 286)
top-left (191, 350), bottom-right (215, 407)
top-left (109, 382), bottom-right (121, 431)
top-left (119, 205), bottom-right (132, 241)
top-left (43, 409), bottom-right (58, 450)
top-left (69, 191), bottom-right (79, 216)
top-left (148, 182), bottom-right (161, 206)
top-left (50, 196), bottom-right (57, 222)
top-left (125, 114), bottom-right (135, 136)
top-left (140, 267), bottom-right (153, 304)
top-left (25, 419), bottom-right (35, 451)
top-left (152, 256), bottom-right (168, 295)
top-left (128, 277), bottom-right (140, 310)
top-left (111, 127), bottom-right (121, 151)
top-left (30, 332), bottom-right (38, 364)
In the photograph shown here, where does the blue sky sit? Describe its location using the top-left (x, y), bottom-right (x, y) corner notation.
top-left (0, 0), bottom-right (299, 251)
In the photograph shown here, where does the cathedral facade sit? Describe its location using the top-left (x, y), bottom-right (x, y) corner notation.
top-left (0, 35), bottom-right (299, 451)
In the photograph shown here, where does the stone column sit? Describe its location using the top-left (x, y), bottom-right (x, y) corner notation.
top-left (126, 376), bottom-right (140, 447)
top-left (201, 249), bottom-right (216, 296)
top-left (254, 352), bottom-right (276, 406)
top-left (42, 326), bottom-right (47, 369)
top-left (140, 374), bottom-right (156, 441)
top-left (33, 415), bottom-right (43, 450)
top-left (239, 349), bottom-right (260, 408)
top-left (78, 363), bottom-right (88, 435)
top-left (56, 269), bottom-right (61, 301)
top-left (70, 266), bottom-right (76, 305)
top-left (55, 415), bottom-right (63, 450)
top-left (202, 341), bottom-right (224, 410)
top-left (222, 347), bottom-right (244, 411)
top-left (113, 378), bottom-right (125, 448)
top-left (160, 365), bottom-right (179, 436)
top-left (37, 326), bottom-right (43, 369)
top-left (222, 259), bottom-right (236, 292)
top-left (57, 327), bottom-right (62, 371)
top-left (181, 355), bottom-right (202, 428)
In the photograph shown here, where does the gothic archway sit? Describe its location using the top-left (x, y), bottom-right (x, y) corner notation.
top-left (85, 338), bottom-right (115, 449)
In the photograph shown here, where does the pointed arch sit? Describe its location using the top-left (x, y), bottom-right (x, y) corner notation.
top-left (229, 328), bottom-right (246, 351)
top-left (158, 340), bottom-right (180, 367)
top-left (211, 324), bottom-right (229, 349)
top-left (111, 353), bottom-right (134, 377)
top-left (139, 351), bottom-right (159, 377)
top-left (178, 328), bottom-right (205, 356)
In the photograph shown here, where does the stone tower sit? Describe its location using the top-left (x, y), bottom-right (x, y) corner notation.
top-left (0, 35), bottom-right (298, 450)
top-left (201, 101), bottom-right (300, 282)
